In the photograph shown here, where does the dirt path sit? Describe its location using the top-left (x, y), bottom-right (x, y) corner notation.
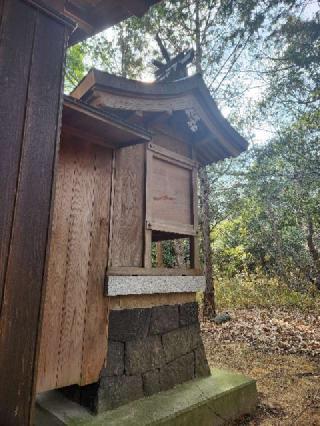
top-left (201, 309), bottom-right (320, 425)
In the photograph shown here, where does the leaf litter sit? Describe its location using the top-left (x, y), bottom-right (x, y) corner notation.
top-left (201, 308), bottom-right (320, 425)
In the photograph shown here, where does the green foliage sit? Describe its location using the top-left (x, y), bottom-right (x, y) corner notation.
top-left (207, 111), bottom-right (320, 288)
top-left (215, 274), bottom-right (320, 311)
top-left (64, 16), bottom-right (152, 93)
top-left (65, 44), bottom-right (88, 93)
top-left (211, 218), bottom-right (250, 277)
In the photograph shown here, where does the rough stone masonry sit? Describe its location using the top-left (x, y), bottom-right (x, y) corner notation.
top-left (62, 302), bottom-right (210, 413)
top-left (97, 302), bottom-right (210, 412)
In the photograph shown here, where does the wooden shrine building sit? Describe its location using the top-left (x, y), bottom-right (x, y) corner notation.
top-left (0, 2), bottom-right (163, 424)
top-left (36, 69), bottom-right (247, 411)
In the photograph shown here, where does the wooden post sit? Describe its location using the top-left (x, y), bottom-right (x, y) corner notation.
top-left (190, 236), bottom-right (200, 269)
top-left (156, 242), bottom-right (164, 267)
top-left (0, 1), bottom-right (71, 424)
top-left (144, 145), bottom-right (153, 268)
top-left (190, 149), bottom-right (200, 270)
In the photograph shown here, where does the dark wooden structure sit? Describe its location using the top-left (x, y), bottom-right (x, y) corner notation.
top-left (35, 70), bottom-right (247, 397)
top-left (0, 1), bottom-right (161, 425)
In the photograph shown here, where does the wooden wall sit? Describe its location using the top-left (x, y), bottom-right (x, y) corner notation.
top-left (151, 156), bottom-right (193, 227)
top-left (109, 144), bottom-right (146, 267)
top-left (37, 136), bottom-right (112, 392)
top-left (37, 129), bottom-right (194, 393)
top-left (0, 1), bottom-right (68, 424)
top-left (152, 126), bottom-right (192, 158)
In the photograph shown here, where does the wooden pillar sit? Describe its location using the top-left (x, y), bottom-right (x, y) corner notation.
top-left (0, 1), bottom-right (71, 424)
top-left (156, 242), bottom-right (164, 267)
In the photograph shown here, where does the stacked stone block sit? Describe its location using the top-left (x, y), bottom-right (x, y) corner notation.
top-left (96, 302), bottom-right (210, 412)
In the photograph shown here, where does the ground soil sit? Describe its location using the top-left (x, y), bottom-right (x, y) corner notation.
top-left (201, 308), bottom-right (320, 425)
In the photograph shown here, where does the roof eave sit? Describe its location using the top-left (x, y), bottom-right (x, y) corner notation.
top-left (67, 1), bottom-right (162, 46)
top-left (63, 95), bottom-right (151, 147)
top-left (70, 70), bottom-right (248, 164)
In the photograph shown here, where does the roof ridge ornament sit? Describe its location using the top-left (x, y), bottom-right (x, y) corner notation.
top-left (153, 34), bottom-right (194, 82)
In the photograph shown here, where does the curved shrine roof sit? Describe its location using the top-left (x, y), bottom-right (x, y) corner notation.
top-left (71, 69), bottom-right (248, 164)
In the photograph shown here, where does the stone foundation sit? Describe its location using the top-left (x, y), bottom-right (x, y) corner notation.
top-left (97, 302), bottom-right (210, 412)
top-left (62, 302), bottom-right (210, 413)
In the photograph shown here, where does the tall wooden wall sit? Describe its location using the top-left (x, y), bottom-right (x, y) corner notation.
top-left (0, 1), bottom-right (68, 424)
top-left (37, 136), bottom-right (112, 393)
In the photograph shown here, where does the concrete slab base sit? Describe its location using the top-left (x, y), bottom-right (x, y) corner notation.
top-left (35, 391), bottom-right (93, 425)
top-left (35, 369), bottom-right (257, 426)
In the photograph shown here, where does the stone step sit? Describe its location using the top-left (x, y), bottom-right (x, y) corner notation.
top-left (35, 369), bottom-right (257, 426)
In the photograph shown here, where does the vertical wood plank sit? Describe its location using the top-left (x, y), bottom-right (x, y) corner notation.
top-left (0, 3), bottom-right (67, 423)
top-left (81, 145), bottom-right (112, 385)
top-left (0, 0), bottom-right (36, 308)
top-left (37, 140), bottom-right (113, 391)
top-left (0, 1), bottom-right (5, 30)
top-left (107, 150), bottom-right (116, 269)
top-left (36, 139), bottom-right (77, 392)
top-left (55, 141), bottom-right (96, 388)
top-left (110, 144), bottom-right (145, 267)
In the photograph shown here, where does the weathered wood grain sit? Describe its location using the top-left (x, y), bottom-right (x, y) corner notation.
top-left (80, 144), bottom-right (112, 385)
top-left (156, 242), bottom-right (164, 267)
top-left (152, 128), bottom-right (191, 158)
top-left (55, 140), bottom-right (95, 388)
top-left (107, 267), bottom-right (202, 276)
top-left (0, 0), bottom-right (36, 309)
top-left (110, 144), bottom-right (145, 267)
top-left (37, 139), bottom-right (113, 391)
top-left (151, 157), bottom-right (193, 226)
top-left (37, 139), bottom-right (76, 392)
top-left (190, 149), bottom-right (200, 269)
top-left (0, 2), bottom-right (67, 424)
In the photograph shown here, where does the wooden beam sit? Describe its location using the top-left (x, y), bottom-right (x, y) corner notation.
top-left (148, 142), bottom-right (197, 168)
top-left (145, 111), bottom-right (172, 128)
top-left (107, 267), bottom-right (202, 276)
top-left (122, 0), bottom-right (150, 17)
top-left (63, 2), bottom-right (94, 34)
top-left (62, 125), bottom-right (114, 148)
top-left (0, 1), bottom-right (68, 424)
top-left (147, 221), bottom-right (197, 236)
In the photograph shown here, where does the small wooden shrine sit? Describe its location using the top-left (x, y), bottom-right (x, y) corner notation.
top-left (36, 66), bottom-right (247, 411)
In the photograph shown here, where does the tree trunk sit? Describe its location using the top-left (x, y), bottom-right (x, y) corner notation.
top-left (195, 0), bottom-right (215, 318)
top-left (306, 215), bottom-right (320, 290)
top-left (195, 0), bottom-right (202, 73)
top-left (199, 167), bottom-right (216, 318)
